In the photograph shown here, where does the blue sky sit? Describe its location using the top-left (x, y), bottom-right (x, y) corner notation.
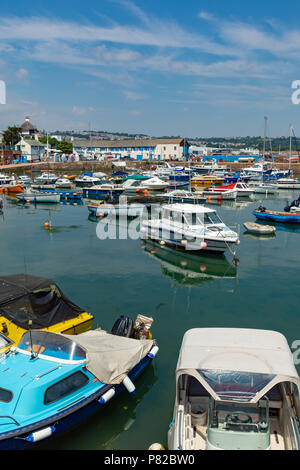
top-left (0, 0), bottom-right (299, 137)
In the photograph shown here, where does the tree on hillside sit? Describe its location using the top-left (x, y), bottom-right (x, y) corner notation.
top-left (39, 137), bottom-right (73, 154)
top-left (2, 126), bottom-right (21, 147)
top-left (57, 141), bottom-right (73, 154)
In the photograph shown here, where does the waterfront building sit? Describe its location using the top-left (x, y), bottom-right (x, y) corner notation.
top-left (16, 136), bottom-right (46, 162)
top-left (72, 137), bottom-right (190, 161)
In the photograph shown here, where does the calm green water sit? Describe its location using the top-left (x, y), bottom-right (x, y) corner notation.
top-left (0, 190), bottom-right (300, 450)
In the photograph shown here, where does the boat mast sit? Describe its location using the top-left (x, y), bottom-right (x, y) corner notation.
top-left (289, 124), bottom-right (293, 173)
top-left (262, 116), bottom-right (267, 182)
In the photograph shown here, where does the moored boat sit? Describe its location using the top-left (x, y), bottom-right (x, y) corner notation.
top-left (243, 221), bottom-right (276, 234)
top-left (87, 202), bottom-right (146, 218)
top-left (206, 182), bottom-right (253, 197)
top-left (253, 206), bottom-right (300, 224)
top-left (164, 190), bottom-right (206, 204)
top-left (191, 176), bottom-right (224, 189)
top-left (168, 328), bottom-right (300, 450)
top-left (0, 315), bottom-right (157, 449)
top-left (141, 203), bottom-right (240, 254)
top-left (0, 274), bottom-right (94, 353)
top-left (202, 188), bottom-right (237, 201)
top-left (16, 190), bottom-right (61, 203)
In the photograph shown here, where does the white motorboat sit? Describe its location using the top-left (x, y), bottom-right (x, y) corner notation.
top-left (247, 182), bottom-right (277, 194)
top-left (87, 202), bottom-right (147, 218)
top-left (241, 162), bottom-right (272, 180)
top-left (34, 173), bottom-right (58, 185)
top-left (275, 178), bottom-right (300, 190)
top-left (0, 173), bottom-right (14, 185)
top-left (202, 189), bottom-right (237, 201)
top-left (243, 222), bottom-right (276, 234)
top-left (141, 203), bottom-right (240, 253)
top-left (55, 177), bottom-right (73, 189)
top-left (74, 175), bottom-right (102, 187)
top-left (16, 189), bottom-right (60, 203)
top-left (208, 182), bottom-right (254, 197)
top-left (168, 328), bottom-right (300, 450)
top-left (164, 190), bottom-right (206, 204)
top-left (17, 175), bottom-right (31, 185)
top-left (140, 176), bottom-right (169, 191)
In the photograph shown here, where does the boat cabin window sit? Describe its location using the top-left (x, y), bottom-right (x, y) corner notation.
top-left (17, 331), bottom-right (86, 362)
top-left (44, 371), bottom-right (89, 405)
top-left (204, 212), bottom-right (222, 225)
top-left (0, 387), bottom-right (13, 403)
top-left (198, 369), bottom-right (276, 402)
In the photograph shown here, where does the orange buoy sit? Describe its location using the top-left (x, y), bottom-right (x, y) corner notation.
top-left (44, 221), bottom-right (50, 228)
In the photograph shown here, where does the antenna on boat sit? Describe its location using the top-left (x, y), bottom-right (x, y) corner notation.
top-left (28, 319), bottom-right (35, 360)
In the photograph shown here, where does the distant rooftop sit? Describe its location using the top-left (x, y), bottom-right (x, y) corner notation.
top-left (20, 116), bottom-right (38, 133)
top-left (73, 137), bottom-right (187, 148)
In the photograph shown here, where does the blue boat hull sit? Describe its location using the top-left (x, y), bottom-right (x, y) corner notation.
top-left (0, 356), bottom-right (152, 450)
top-left (253, 211), bottom-right (300, 224)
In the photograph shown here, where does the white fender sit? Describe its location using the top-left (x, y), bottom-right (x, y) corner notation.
top-left (25, 426), bottom-right (55, 442)
top-left (98, 388), bottom-right (115, 404)
top-left (123, 376), bottom-right (136, 394)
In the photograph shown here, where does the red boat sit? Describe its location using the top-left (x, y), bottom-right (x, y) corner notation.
top-left (206, 182), bottom-right (253, 197)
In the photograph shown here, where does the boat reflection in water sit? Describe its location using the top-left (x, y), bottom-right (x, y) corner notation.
top-left (142, 240), bottom-right (237, 287)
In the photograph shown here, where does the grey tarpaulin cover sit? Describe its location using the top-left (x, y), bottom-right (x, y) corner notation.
top-left (63, 329), bottom-right (155, 384)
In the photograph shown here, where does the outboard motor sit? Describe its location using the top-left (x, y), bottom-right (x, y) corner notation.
top-left (111, 315), bottom-right (134, 337)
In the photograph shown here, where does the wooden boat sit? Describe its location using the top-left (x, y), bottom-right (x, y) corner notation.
top-left (168, 328), bottom-right (300, 450)
top-left (0, 274), bottom-right (94, 353)
top-left (243, 221), bottom-right (276, 234)
top-left (253, 207), bottom-right (300, 224)
top-left (0, 315), bottom-right (157, 449)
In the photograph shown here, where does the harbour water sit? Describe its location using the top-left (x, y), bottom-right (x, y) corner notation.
top-left (0, 190), bottom-right (300, 449)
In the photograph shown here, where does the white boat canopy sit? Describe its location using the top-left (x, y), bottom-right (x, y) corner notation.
top-left (63, 329), bottom-right (155, 385)
top-left (176, 328), bottom-right (300, 403)
top-left (163, 204), bottom-right (215, 214)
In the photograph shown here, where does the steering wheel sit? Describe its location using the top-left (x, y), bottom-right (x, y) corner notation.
top-left (225, 412), bottom-right (253, 424)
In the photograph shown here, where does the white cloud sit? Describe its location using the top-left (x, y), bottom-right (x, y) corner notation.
top-left (123, 90), bottom-right (147, 100)
top-left (16, 68), bottom-right (28, 79)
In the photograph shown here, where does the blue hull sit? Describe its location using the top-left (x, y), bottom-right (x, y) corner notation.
top-left (0, 356), bottom-right (152, 450)
top-left (253, 211), bottom-right (300, 224)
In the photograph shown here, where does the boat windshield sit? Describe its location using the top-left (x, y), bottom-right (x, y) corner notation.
top-left (208, 396), bottom-right (269, 434)
top-left (17, 331), bottom-right (86, 362)
top-left (198, 369), bottom-right (275, 402)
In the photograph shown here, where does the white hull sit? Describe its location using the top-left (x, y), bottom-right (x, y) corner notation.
top-left (17, 193), bottom-right (60, 203)
top-left (89, 204), bottom-right (146, 217)
top-left (141, 221), bottom-right (238, 253)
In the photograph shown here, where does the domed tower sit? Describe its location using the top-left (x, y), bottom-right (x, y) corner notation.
top-left (20, 116), bottom-right (38, 137)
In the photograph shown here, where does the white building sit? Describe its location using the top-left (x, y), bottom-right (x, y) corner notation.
top-left (72, 138), bottom-right (190, 161)
top-left (17, 136), bottom-right (46, 162)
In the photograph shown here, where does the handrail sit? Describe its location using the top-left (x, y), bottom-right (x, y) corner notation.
top-left (177, 409), bottom-right (183, 450)
top-left (35, 364), bottom-right (62, 380)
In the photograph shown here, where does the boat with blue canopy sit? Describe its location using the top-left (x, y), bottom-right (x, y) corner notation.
top-left (0, 317), bottom-right (158, 449)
